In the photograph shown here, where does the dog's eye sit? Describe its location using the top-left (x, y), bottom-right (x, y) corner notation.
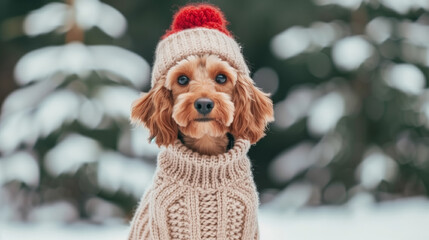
top-left (215, 74), bottom-right (227, 84)
top-left (177, 75), bottom-right (190, 85)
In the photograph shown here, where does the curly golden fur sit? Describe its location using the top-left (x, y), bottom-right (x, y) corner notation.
top-left (131, 54), bottom-right (274, 155)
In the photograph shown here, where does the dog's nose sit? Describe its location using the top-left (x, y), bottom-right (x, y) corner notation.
top-left (194, 98), bottom-right (214, 115)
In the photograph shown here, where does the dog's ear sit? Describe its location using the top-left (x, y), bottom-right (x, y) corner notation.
top-left (131, 83), bottom-right (178, 146)
top-left (230, 73), bottom-right (274, 144)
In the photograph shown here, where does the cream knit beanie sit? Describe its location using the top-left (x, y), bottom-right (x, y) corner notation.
top-left (151, 4), bottom-right (250, 87)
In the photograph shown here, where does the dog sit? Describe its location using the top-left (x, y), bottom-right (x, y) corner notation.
top-left (131, 54), bottom-right (273, 155)
top-left (127, 4), bottom-right (273, 240)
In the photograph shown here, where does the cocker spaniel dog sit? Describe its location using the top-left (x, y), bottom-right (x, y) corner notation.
top-left (131, 54), bottom-right (273, 155)
top-left (128, 4), bottom-right (274, 240)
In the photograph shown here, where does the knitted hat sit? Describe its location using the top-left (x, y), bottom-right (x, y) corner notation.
top-left (151, 4), bottom-right (250, 87)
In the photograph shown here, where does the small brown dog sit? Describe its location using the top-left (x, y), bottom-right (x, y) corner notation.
top-left (131, 54), bottom-right (273, 155)
top-left (128, 4), bottom-right (274, 240)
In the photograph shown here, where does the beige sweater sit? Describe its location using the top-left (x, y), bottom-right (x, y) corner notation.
top-left (128, 139), bottom-right (259, 240)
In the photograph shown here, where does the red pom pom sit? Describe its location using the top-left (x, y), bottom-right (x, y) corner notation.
top-left (162, 4), bottom-right (231, 39)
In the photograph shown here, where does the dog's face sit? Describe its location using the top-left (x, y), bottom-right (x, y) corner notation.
top-left (131, 54), bottom-right (274, 146)
top-left (167, 55), bottom-right (236, 139)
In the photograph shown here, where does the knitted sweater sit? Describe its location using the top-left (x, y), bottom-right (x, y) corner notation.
top-left (128, 139), bottom-right (259, 240)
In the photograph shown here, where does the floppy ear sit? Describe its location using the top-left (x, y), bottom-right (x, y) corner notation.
top-left (131, 84), bottom-right (178, 146)
top-left (230, 73), bottom-right (274, 144)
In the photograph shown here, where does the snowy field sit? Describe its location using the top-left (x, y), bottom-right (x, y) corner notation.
top-left (1, 197), bottom-right (428, 240)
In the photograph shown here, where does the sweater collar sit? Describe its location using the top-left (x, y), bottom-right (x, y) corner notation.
top-left (157, 139), bottom-right (252, 189)
top-left (177, 132), bottom-right (236, 152)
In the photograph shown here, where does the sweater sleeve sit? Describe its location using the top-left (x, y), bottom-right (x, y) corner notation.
top-left (128, 188), bottom-right (153, 240)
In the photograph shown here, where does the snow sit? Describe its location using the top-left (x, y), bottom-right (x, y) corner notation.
top-left (269, 142), bottom-right (315, 183)
top-left (307, 92), bottom-right (345, 136)
top-left (309, 21), bottom-right (342, 48)
top-left (269, 134), bottom-right (342, 185)
top-left (97, 151), bottom-right (155, 198)
top-left (399, 22), bottom-right (429, 48)
top-left (88, 45), bottom-right (150, 88)
top-left (266, 182), bottom-right (315, 209)
top-left (365, 17), bottom-right (392, 44)
top-left (0, 86), bottom-right (144, 154)
top-left (309, 133), bottom-right (343, 166)
top-left (381, 0), bottom-right (429, 15)
top-left (332, 36), bottom-right (375, 71)
top-left (2, 197), bottom-right (429, 240)
top-left (1, 78), bottom-right (61, 116)
top-left (271, 21), bottom-right (345, 60)
top-left (383, 63), bottom-right (425, 95)
top-left (0, 151), bottom-right (39, 187)
top-left (259, 197), bottom-right (429, 240)
top-left (95, 86), bottom-right (140, 120)
top-left (44, 134), bottom-right (101, 176)
top-left (14, 43), bottom-right (150, 88)
top-left (0, 223), bottom-right (128, 240)
top-left (74, 0), bottom-right (127, 38)
top-left (27, 201), bottom-right (79, 223)
top-left (275, 88), bottom-right (352, 135)
top-left (14, 45), bottom-right (64, 86)
top-left (313, 0), bottom-right (362, 10)
top-left (92, 2), bottom-right (127, 38)
top-left (314, 0), bottom-right (429, 14)
top-left (274, 86), bottom-right (316, 128)
top-left (85, 197), bottom-right (125, 223)
top-left (118, 125), bottom-right (161, 157)
top-left (0, 110), bottom-right (36, 154)
top-left (35, 90), bottom-right (81, 137)
top-left (357, 148), bottom-right (398, 189)
top-left (271, 26), bottom-right (311, 59)
top-left (78, 98), bottom-right (104, 129)
top-left (23, 3), bottom-right (68, 36)
top-left (23, 0), bottom-right (127, 38)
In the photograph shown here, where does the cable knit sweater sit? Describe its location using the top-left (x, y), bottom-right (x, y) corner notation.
top-left (128, 139), bottom-right (259, 240)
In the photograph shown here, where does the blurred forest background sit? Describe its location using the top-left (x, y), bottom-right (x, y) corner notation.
top-left (1, 0), bottom-right (429, 225)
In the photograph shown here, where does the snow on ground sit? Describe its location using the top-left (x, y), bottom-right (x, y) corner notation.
top-left (259, 197), bottom-right (429, 240)
top-left (0, 222), bottom-right (128, 240)
top-left (1, 197), bottom-right (428, 240)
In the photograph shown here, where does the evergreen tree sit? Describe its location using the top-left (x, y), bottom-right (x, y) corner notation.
top-left (0, 0), bottom-right (157, 222)
top-left (263, 0), bottom-right (429, 207)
